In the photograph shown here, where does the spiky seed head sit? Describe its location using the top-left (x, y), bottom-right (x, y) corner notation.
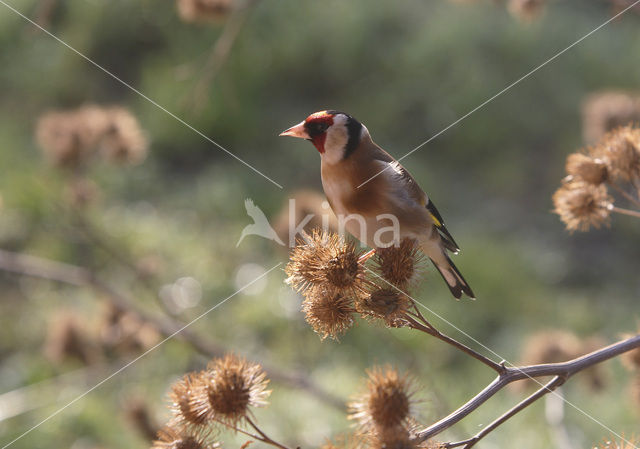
top-left (200, 353), bottom-right (270, 428)
top-left (286, 229), bottom-right (364, 295)
top-left (302, 287), bottom-right (355, 340)
top-left (595, 437), bottom-right (640, 449)
top-left (373, 239), bottom-right (424, 290)
top-left (348, 366), bottom-right (416, 434)
top-left (565, 153), bottom-right (608, 185)
top-left (594, 126), bottom-right (640, 181)
top-left (552, 181), bottom-right (612, 232)
top-left (99, 107), bottom-right (148, 165)
top-left (36, 111), bottom-right (94, 168)
top-left (356, 288), bottom-right (411, 327)
top-left (168, 371), bottom-right (210, 428)
top-left (151, 425), bottom-right (217, 449)
top-left (582, 91), bottom-right (640, 144)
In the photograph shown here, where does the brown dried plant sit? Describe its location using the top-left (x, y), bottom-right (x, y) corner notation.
top-left (582, 91), bottom-right (640, 144)
top-left (507, 0), bottom-right (546, 22)
top-left (176, 0), bottom-right (232, 23)
top-left (151, 425), bottom-right (218, 449)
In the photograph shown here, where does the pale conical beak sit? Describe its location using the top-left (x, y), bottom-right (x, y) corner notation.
top-left (279, 121), bottom-right (310, 139)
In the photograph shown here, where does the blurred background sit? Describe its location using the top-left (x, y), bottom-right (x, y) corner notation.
top-left (0, 0), bottom-right (639, 448)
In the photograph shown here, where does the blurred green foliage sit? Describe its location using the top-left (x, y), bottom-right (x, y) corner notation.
top-left (0, 0), bottom-right (639, 448)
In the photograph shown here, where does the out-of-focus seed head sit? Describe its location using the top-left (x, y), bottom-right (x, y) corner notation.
top-left (151, 425), bottom-right (217, 449)
top-left (286, 229), bottom-right (365, 295)
top-left (620, 333), bottom-right (640, 372)
top-left (594, 126), bottom-right (640, 182)
top-left (508, 0), bottom-right (546, 22)
top-left (521, 330), bottom-right (582, 365)
top-left (302, 287), bottom-right (355, 340)
top-left (630, 374), bottom-right (640, 411)
top-left (200, 353), bottom-right (270, 428)
top-left (321, 433), bottom-right (365, 449)
top-left (552, 181), bottom-right (612, 232)
top-left (176, 0), bottom-right (232, 23)
top-left (99, 107), bottom-right (148, 165)
top-left (582, 91), bottom-right (640, 144)
top-left (595, 437), bottom-right (640, 449)
top-left (356, 288), bottom-right (411, 328)
top-left (373, 239), bottom-right (424, 290)
top-left (36, 111), bottom-right (94, 168)
top-left (348, 366), bottom-right (416, 434)
top-left (168, 371), bottom-right (210, 428)
top-left (580, 336), bottom-right (609, 392)
top-left (565, 153), bottom-right (608, 185)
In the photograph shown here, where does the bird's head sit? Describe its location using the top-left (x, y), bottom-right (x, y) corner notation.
top-left (280, 110), bottom-right (366, 163)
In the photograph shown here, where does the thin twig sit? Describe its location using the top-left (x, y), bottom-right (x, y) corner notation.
top-left (246, 416), bottom-right (292, 449)
top-left (0, 249), bottom-right (344, 410)
top-left (413, 334), bottom-right (640, 442)
top-left (404, 315), bottom-right (504, 374)
top-left (608, 181), bottom-right (640, 208)
top-left (462, 376), bottom-right (566, 448)
top-left (186, 0), bottom-right (261, 112)
top-left (610, 205), bottom-right (640, 219)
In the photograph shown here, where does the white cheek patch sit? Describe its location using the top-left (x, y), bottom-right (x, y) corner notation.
top-left (321, 115), bottom-right (348, 165)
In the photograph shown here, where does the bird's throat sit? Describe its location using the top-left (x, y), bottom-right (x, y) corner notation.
top-left (311, 133), bottom-right (326, 153)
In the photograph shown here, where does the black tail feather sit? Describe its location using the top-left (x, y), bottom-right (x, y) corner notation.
top-left (430, 256), bottom-right (475, 300)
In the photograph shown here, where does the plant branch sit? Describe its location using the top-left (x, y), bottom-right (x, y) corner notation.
top-left (0, 249), bottom-right (344, 410)
top-left (608, 181), bottom-right (640, 208)
top-left (610, 205), bottom-right (640, 219)
top-left (245, 416), bottom-right (292, 449)
top-left (414, 334), bottom-right (640, 443)
top-left (405, 316), bottom-right (504, 374)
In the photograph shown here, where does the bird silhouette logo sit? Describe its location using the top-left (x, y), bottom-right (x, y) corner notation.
top-left (236, 198), bottom-right (285, 247)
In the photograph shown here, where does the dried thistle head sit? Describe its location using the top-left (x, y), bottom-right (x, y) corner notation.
top-left (595, 437), bottom-right (640, 449)
top-left (582, 91), bottom-right (640, 144)
top-left (507, 0), bottom-right (546, 22)
top-left (302, 287), bottom-right (355, 340)
top-left (349, 366), bottom-right (417, 435)
top-left (594, 126), bottom-right (640, 182)
top-left (176, 0), bottom-right (232, 23)
top-left (373, 239), bottom-right (424, 290)
top-left (286, 229), bottom-right (365, 295)
top-left (565, 153), bottom-right (608, 185)
top-left (368, 429), bottom-right (417, 449)
top-left (151, 425), bottom-right (217, 449)
top-left (200, 353), bottom-right (271, 428)
top-left (168, 371), bottom-right (210, 428)
top-left (99, 107), bottom-right (148, 165)
top-left (36, 111), bottom-right (94, 168)
top-left (356, 288), bottom-right (411, 328)
top-left (552, 181), bottom-right (612, 232)
top-left (521, 330), bottom-right (582, 365)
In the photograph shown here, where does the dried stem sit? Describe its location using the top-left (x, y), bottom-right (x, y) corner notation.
top-left (413, 333), bottom-right (640, 443)
top-left (608, 181), bottom-right (640, 208)
top-left (610, 205), bottom-right (640, 219)
top-left (0, 249), bottom-right (344, 410)
top-left (404, 315), bottom-right (504, 374)
top-left (246, 416), bottom-right (292, 449)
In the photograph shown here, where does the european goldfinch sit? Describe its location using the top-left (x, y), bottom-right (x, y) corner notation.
top-left (280, 110), bottom-right (475, 299)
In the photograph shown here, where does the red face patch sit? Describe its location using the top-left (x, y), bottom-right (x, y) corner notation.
top-left (304, 111), bottom-right (334, 154)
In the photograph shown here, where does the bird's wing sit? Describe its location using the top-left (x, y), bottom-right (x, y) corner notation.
top-left (371, 145), bottom-right (460, 253)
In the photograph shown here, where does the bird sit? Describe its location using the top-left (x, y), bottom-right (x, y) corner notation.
top-left (236, 198), bottom-right (284, 247)
top-left (280, 110), bottom-right (474, 299)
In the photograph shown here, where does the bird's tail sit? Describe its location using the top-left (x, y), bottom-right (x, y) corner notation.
top-left (429, 254), bottom-right (475, 300)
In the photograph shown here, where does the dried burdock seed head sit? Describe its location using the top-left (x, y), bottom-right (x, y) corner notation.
top-left (99, 107), bottom-right (148, 165)
top-left (200, 353), bottom-right (270, 428)
top-left (176, 0), bottom-right (232, 23)
top-left (369, 428), bottom-right (418, 449)
top-left (521, 330), bottom-right (582, 366)
top-left (582, 91), bottom-right (640, 144)
top-left (552, 181), bottom-right (612, 232)
top-left (356, 288), bottom-right (411, 328)
top-left (349, 366), bottom-right (417, 434)
top-left (152, 425), bottom-right (217, 449)
top-left (565, 153), bottom-right (608, 185)
top-left (302, 287), bottom-right (355, 340)
top-left (507, 0), bottom-right (546, 22)
top-left (36, 111), bottom-right (94, 168)
top-left (579, 336), bottom-right (609, 392)
top-left (168, 371), bottom-right (210, 428)
top-left (373, 239), bottom-right (424, 290)
top-left (594, 126), bottom-right (640, 182)
top-left (595, 437), bottom-right (640, 449)
top-left (286, 229), bottom-right (365, 295)
top-left (321, 433), bottom-right (365, 449)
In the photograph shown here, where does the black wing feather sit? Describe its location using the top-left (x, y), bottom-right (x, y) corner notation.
top-left (425, 200), bottom-right (460, 253)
